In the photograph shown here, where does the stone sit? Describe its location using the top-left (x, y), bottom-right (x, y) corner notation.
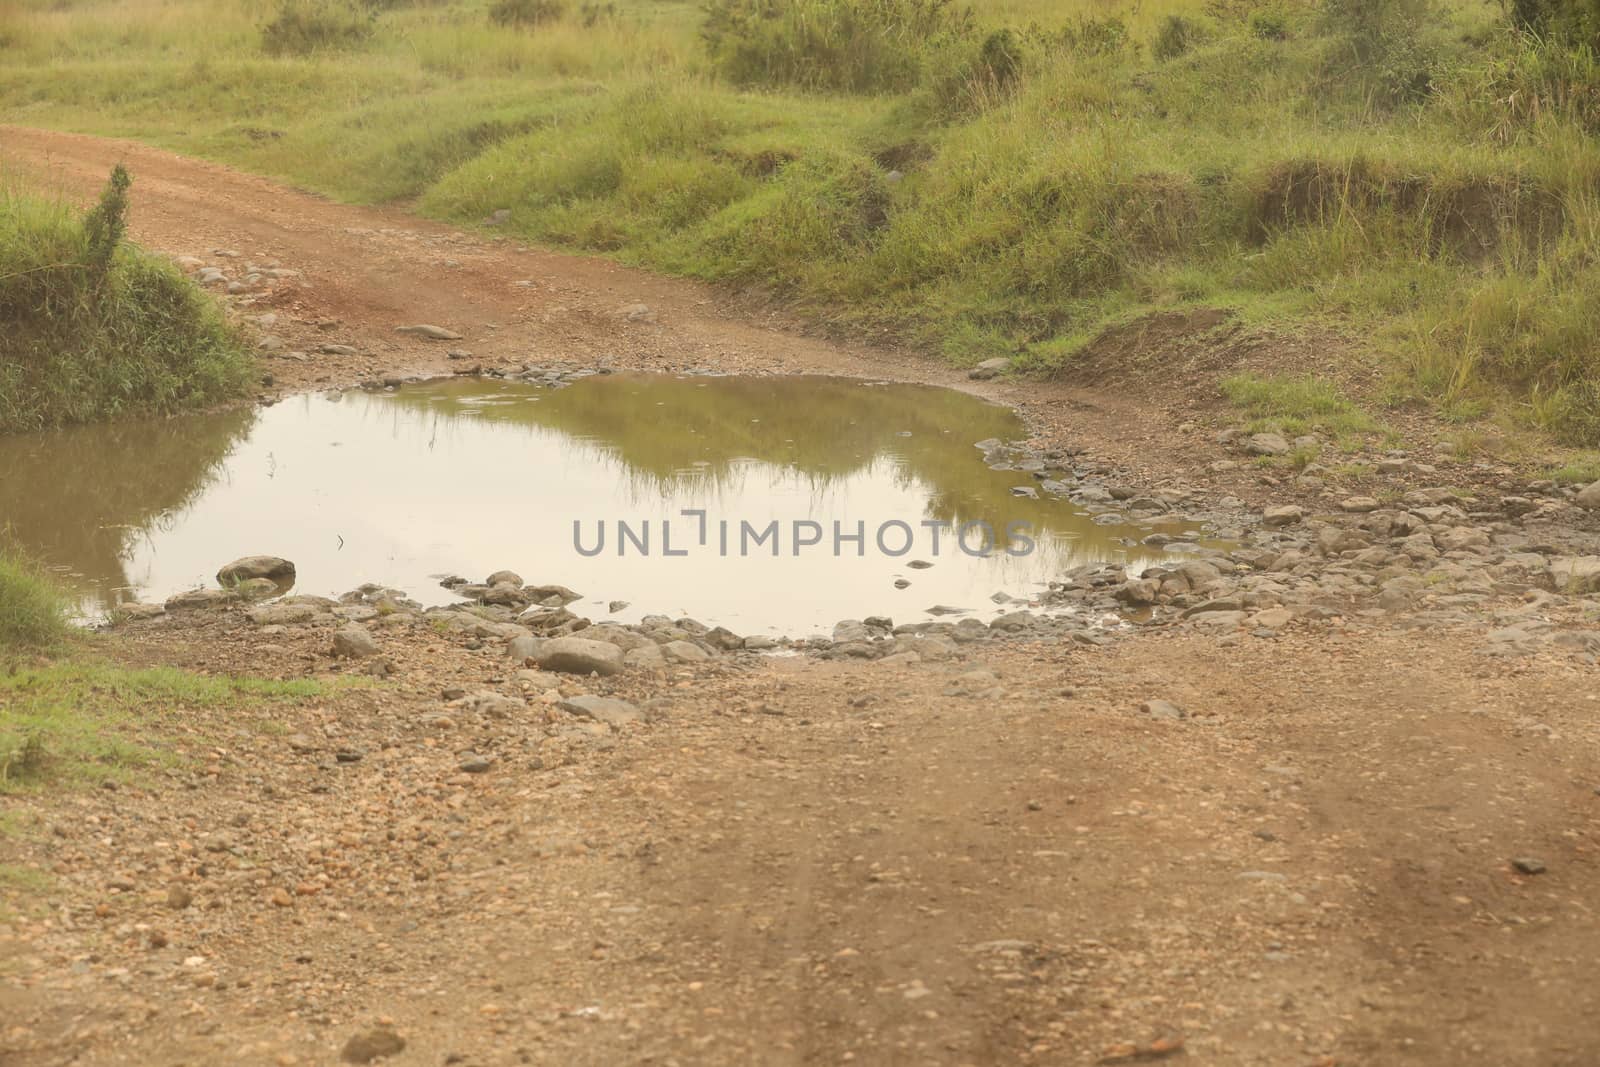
top-left (743, 635), bottom-right (779, 651)
top-left (217, 555), bottom-right (295, 585)
top-left (319, 344), bottom-right (358, 356)
top-left (485, 570), bottom-right (523, 588)
top-left (458, 757), bottom-right (492, 774)
top-left (557, 694), bottom-right (643, 727)
top-left (1512, 857), bottom-right (1546, 875)
top-left (1246, 432), bottom-right (1291, 457)
top-left (164, 588), bottom-right (236, 611)
top-left (394, 324), bottom-right (462, 340)
top-left (507, 634), bottom-right (540, 662)
top-left (341, 1028), bottom-right (406, 1064)
top-left (116, 603), bottom-right (166, 621)
top-left (1550, 556), bottom-right (1600, 594)
top-left (248, 601), bottom-right (325, 625)
top-left (661, 640), bottom-right (710, 664)
top-left (1263, 505), bottom-right (1304, 526)
top-left (331, 624), bottom-right (379, 659)
top-left (623, 644), bottom-right (666, 669)
top-left (233, 578), bottom-right (281, 600)
top-left (1577, 480), bottom-right (1600, 510)
top-left (535, 636), bottom-right (624, 676)
top-left (1340, 496), bottom-right (1380, 513)
top-left (968, 357), bottom-right (1011, 381)
top-left (1141, 699), bottom-right (1186, 720)
top-left (622, 303), bottom-right (656, 323)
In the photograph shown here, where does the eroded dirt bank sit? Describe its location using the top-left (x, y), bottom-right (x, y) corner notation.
top-left (3, 128), bottom-right (1600, 1067)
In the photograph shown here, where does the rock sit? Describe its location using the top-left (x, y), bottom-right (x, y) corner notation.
top-left (1512, 857), bottom-right (1547, 875)
top-left (1246, 432), bottom-right (1291, 457)
top-left (1340, 496), bottom-right (1380, 513)
top-left (116, 602), bottom-right (167, 621)
top-left (1141, 699), bottom-right (1186, 720)
top-left (331, 624), bottom-right (379, 659)
top-left (507, 634), bottom-right (540, 662)
top-left (623, 644), bottom-right (666, 669)
top-left (458, 757), bottom-right (493, 774)
top-left (968, 357), bottom-right (1011, 381)
top-left (166, 885), bottom-right (193, 910)
top-left (557, 694), bottom-right (643, 727)
top-left (1250, 607), bottom-right (1294, 629)
top-left (1263, 505), bottom-right (1304, 526)
top-left (248, 601), bottom-right (325, 625)
top-left (319, 344), bottom-right (358, 356)
top-left (341, 1028), bottom-right (406, 1064)
top-left (164, 588), bottom-right (237, 611)
top-left (217, 555), bottom-right (295, 585)
top-left (661, 640), bottom-right (710, 664)
top-left (622, 303), bottom-right (655, 323)
top-left (394, 324), bottom-right (463, 340)
top-left (486, 570), bottom-right (523, 587)
top-left (1549, 556), bottom-right (1600, 594)
top-left (743, 635), bottom-right (778, 651)
top-left (523, 584), bottom-right (582, 606)
top-left (1577, 480), bottom-right (1600, 510)
top-left (535, 636), bottom-right (624, 676)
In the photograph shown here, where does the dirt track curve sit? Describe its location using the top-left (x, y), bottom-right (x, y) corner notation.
top-left (3, 128), bottom-right (1600, 1067)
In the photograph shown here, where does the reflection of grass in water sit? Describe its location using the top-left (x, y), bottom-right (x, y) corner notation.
top-left (380, 375), bottom-right (1155, 566)
top-left (0, 407), bottom-right (256, 604)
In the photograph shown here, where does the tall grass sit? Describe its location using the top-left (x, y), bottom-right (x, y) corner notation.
top-left (0, 551), bottom-right (69, 651)
top-left (0, 166), bottom-right (253, 433)
top-left (7, 0), bottom-right (1600, 440)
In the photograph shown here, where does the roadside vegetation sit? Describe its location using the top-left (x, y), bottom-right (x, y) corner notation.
top-left (4, 0), bottom-right (1600, 442)
top-left (0, 552), bottom-right (333, 797)
top-left (0, 165), bottom-right (253, 433)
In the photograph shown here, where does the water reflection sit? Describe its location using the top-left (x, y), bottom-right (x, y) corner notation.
top-left (0, 375), bottom-right (1193, 632)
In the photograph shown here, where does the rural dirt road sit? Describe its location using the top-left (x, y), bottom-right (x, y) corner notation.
top-left (3, 128), bottom-right (1600, 1067)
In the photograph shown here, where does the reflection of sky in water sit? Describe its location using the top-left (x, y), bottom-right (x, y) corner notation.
top-left (5, 376), bottom-right (1201, 634)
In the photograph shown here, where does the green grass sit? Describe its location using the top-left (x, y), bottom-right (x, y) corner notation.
top-left (0, 551), bottom-right (70, 650)
top-left (7, 0), bottom-right (1600, 443)
top-left (1220, 372), bottom-right (1382, 438)
top-left (0, 659), bottom-right (332, 793)
top-left (0, 166), bottom-right (254, 433)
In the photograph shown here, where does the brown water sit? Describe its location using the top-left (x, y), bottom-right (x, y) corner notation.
top-left (0, 374), bottom-right (1206, 634)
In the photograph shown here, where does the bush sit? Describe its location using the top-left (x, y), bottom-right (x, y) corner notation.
top-left (701, 0), bottom-right (975, 93)
top-left (1249, 9), bottom-right (1289, 39)
top-left (1153, 14), bottom-right (1206, 60)
top-left (261, 0), bottom-right (374, 56)
top-left (489, 0), bottom-right (565, 27)
top-left (0, 552), bottom-right (68, 651)
top-left (0, 168), bottom-right (252, 432)
top-left (1321, 0), bottom-right (1437, 103)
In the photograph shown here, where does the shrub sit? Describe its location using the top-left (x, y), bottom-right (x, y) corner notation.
top-left (701, 0), bottom-right (975, 93)
top-left (1321, 0), bottom-right (1437, 103)
top-left (1153, 14), bottom-right (1206, 60)
top-left (0, 168), bottom-right (252, 432)
top-left (489, 0), bottom-right (565, 27)
top-left (0, 552), bottom-right (68, 651)
top-left (261, 0), bottom-right (374, 56)
top-left (1249, 9), bottom-right (1289, 39)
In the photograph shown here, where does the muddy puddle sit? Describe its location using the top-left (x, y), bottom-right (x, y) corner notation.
top-left (0, 374), bottom-right (1217, 634)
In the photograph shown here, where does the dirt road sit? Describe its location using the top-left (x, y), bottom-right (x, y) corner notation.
top-left (3, 128), bottom-right (1600, 1067)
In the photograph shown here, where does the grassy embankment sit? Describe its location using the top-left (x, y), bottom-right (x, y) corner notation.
top-left (4, 0), bottom-right (1600, 458)
top-left (0, 164), bottom-right (253, 433)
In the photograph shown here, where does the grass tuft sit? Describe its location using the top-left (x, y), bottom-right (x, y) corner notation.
top-left (0, 166), bottom-right (253, 433)
top-left (0, 551), bottom-right (70, 651)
